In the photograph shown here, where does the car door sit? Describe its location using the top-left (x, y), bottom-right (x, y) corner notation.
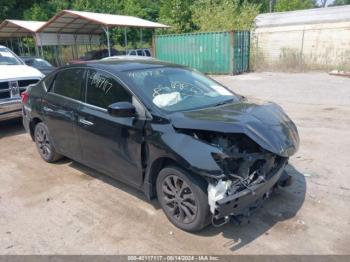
top-left (42, 68), bottom-right (85, 162)
top-left (77, 68), bottom-right (146, 187)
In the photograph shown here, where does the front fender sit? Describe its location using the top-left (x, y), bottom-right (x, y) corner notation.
top-left (160, 133), bottom-right (224, 178)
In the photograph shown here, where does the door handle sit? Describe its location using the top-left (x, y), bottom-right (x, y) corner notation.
top-left (79, 118), bottom-right (94, 126)
top-left (43, 106), bottom-right (53, 112)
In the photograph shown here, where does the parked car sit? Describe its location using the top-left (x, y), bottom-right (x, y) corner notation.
top-left (102, 55), bottom-right (155, 61)
top-left (126, 48), bottom-right (151, 57)
top-left (22, 59), bottom-right (299, 232)
top-left (0, 46), bottom-right (43, 121)
top-left (69, 49), bottom-right (125, 64)
top-left (21, 57), bottom-right (56, 75)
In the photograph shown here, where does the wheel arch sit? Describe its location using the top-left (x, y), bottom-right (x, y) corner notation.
top-left (29, 117), bottom-right (43, 140)
top-left (143, 156), bottom-right (179, 200)
top-left (143, 156), bottom-right (209, 200)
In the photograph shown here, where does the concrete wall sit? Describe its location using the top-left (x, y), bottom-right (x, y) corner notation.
top-left (251, 21), bottom-right (350, 71)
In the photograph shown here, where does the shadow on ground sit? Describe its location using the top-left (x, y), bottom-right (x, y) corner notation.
top-left (0, 118), bottom-right (25, 139)
top-left (68, 159), bottom-right (161, 209)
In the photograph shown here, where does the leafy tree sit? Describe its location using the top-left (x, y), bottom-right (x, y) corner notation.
top-left (274, 0), bottom-right (315, 12)
top-left (0, 0), bottom-right (38, 21)
top-left (120, 0), bottom-right (161, 46)
top-left (158, 0), bottom-right (195, 33)
top-left (23, 0), bottom-right (72, 20)
top-left (71, 0), bottom-right (122, 14)
top-left (191, 0), bottom-right (260, 31)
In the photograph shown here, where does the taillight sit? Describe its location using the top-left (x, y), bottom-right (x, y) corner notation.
top-left (21, 91), bottom-right (28, 104)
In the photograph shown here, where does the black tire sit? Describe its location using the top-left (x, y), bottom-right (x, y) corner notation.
top-left (34, 122), bottom-right (62, 163)
top-left (156, 166), bottom-right (211, 232)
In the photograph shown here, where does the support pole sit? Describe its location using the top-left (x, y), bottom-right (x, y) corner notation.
top-left (37, 33), bottom-right (44, 58)
top-left (89, 34), bottom-right (92, 51)
top-left (17, 38), bottom-right (22, 56)
top-left (56, 34), bottom-right (61, 66)
top-left (73, 34), bottom-right (78, 59)
top-left (33, 34), bottom-right (39, 57)
top-left (26, 38), bottom-right (30, 55)
top-left (10, 39), bottom-right (14, 51)
top-left (103, 26), bottom-right (111, 57)
top-left (140, 28), bottom-right (143, 47)
top-left (124, 27), bottom-right (128, 49)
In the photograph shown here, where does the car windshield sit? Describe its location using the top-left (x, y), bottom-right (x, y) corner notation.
top-left (0, 47), bottom-right (22, 65)
top-left (121, 67), bottom-right (238, 112)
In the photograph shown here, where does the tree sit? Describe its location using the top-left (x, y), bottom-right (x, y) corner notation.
top-left (191, 0), bottom-right (260, 31)
top-left (158, 0), bottom-right (195, 33)
top-left (274, 0), bottom-right (315, 12)
top-left (0, 0), bottom-right (38, 21)
top-left (23, 0), bottom-right (73, 21)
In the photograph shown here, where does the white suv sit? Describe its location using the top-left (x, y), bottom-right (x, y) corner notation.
top-left (0, 45), bottom-right (43, 121)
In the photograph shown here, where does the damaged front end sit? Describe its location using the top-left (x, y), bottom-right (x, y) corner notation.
top-left (183, 130), bottom-right (291, 226)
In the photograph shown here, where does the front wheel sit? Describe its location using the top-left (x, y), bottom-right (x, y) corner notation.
top-left (156, 166), bottom-right (211, 232)
top-left (34, 122), bottom-right (62, 163)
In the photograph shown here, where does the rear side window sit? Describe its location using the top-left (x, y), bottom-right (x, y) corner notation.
top-left (144, 49), bottom-right (151, 56)
top-left (52, 68), bottom-right (85, 100)
top-left (137, 50), bottom-right (143, 56)
top-left (43, 73), bottom-right (56, 91)
top-left (86, 69), bottom-right (132, 109)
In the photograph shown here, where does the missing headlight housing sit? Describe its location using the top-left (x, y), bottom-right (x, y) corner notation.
top-left (177, 128), bottom-right (285, 190)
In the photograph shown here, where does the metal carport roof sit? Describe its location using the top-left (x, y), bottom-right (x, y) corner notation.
top-left (0, 10), bottom-right (170, 60)
top-left (36, 10), bottom-right (170, 56)
top-left (38, 10), bottom-right (169, 34)
top-left (0, 20), bottom-right (46, 38)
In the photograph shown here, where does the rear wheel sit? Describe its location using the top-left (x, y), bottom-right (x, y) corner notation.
top-left (156, 166), bottom-right (211, 232)
top-left (34, 122), bottom-right (62, 163)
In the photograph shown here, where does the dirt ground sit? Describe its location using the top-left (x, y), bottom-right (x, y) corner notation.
top-left (0, 72), bottom-right (349, 254)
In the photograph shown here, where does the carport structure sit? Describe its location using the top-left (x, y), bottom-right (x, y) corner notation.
top-left (37, 10), bottom-right (170, 57)
top-left (0, 19), bottom-right (46, 56)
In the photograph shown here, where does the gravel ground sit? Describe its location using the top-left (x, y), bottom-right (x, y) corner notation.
top-left (0, 72), bottom-right (349, 254)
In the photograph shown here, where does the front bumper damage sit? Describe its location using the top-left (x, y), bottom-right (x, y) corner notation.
top-left (208, 158), bottom-right (290, 226)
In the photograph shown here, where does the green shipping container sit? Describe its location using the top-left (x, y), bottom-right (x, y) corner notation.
top-left (154, 31), bottom-right (250, 74)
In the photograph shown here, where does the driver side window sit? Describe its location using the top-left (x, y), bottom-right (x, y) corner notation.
top-left (85, 69), bottom-right (132, 109)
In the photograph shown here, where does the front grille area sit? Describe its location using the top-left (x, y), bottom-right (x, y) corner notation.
top-left (0, 81), bottom-right (9, 90)
top-left (0, 81), bottom-right (10, 99)
top-left (18, 79), bottom-right (40, 87)
top-left (0, 91), bottom-right (10, 99)
top-left (0, 79), bottom-right (40, 100)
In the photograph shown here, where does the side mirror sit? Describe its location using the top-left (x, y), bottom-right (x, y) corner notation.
top-left (107, 102), bottom-right (136, 117)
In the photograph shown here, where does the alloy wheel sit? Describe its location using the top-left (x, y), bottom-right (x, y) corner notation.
top-left (161, 175), bottom-right (198, 224)
top-left (35, 126), bottom-right (51, 159)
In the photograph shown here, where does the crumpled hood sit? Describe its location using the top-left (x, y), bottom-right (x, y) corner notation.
top-left (0, 65), bottom-right (43, 81)
top-left (169, 97), bottom-right (300, 157)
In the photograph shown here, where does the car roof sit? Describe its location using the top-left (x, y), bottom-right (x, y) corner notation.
top-left (64, 59), bottom-right (186, 73)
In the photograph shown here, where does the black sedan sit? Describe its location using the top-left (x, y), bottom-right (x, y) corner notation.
top-left (21, 57), bottom-right (56, 75)
top-left (21, 60), bottom-right (299, 232)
